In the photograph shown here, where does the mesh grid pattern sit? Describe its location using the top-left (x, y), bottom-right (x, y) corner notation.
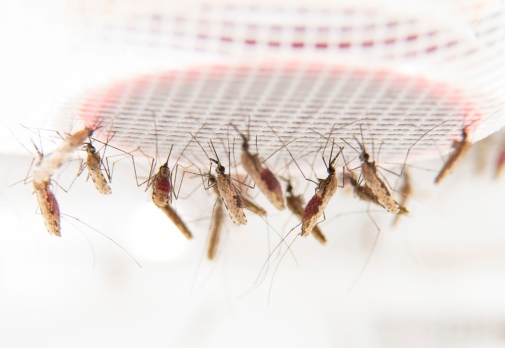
top-left (50, 0), bottom-right (505, 167)
top-left (77, 63), bottom-right (481, 167)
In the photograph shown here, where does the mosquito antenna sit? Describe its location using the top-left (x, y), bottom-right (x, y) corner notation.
top-left (151, 110), bottom-right (160, 163)
top-left (173, 122), bottom-right (207, 169)
top-left (396, 120), bottom-right (450, 177)
top-left (190, 132), bottom-right (212, 161)
top-left (163, 144), bottom-right (173, 167)
top-left (340, 137), bottom-right (360, 155)
top-left (229, 122), bottom-right (249, 152)
top-left (208, 139), bottom-right (221, 164)
top-left (261, 136), bottom-right (299, 165)
top-left (359, 124), bottom-right (368, 154)
top-left (268, 123), bottom-right (316, 184)
top-left (60, 213), bottom-right (142, 268)
top-left (268, 233), bottom-right (300, 305)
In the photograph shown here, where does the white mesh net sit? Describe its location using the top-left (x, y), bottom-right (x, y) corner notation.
top-left (6, 0), bottom-right (504, 164)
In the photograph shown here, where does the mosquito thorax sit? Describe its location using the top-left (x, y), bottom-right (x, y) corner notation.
top-left (86, 143), bottom-right (96, 154)
top-left (360, 152), bottom-right (369, 162)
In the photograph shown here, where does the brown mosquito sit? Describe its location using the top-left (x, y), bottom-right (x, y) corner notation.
top-left (435, 127), bottom-right (472, 184)
top-left (31, 142), bottom-right (61, 238)
top-left (191, 134), bottom-right (247, 226)
top-left (32, 126), bottom-right (94, 184)
top-left (284, 178), bottom-right (327, 244)
top-left (230, 122), bottom-right (285, 211)
top-left (341, 126), bottom-right (400, 214)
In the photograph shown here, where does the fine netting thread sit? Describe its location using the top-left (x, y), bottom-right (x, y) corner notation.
top-left (77, 64), bottom-right (483, 169)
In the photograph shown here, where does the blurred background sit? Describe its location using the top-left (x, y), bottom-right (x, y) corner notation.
top-left (1, 1), bottom-right (505, 347)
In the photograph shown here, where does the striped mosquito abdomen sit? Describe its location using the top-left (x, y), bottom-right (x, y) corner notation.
top-left (85, 143), bottom-right (112, 195)
top-left (33, 180), bottom-right (61, 237)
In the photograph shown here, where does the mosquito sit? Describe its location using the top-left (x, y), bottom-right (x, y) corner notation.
top-left (149, 145), bottom-right (175, 208)
top-left (434, 127), bottom-right (472, 184)
top-left (32, 126), bottom-right (94, 184)
top-left (32, 149), bottom-right (61, 238)
top-left (146, 129), bottom-right (200, 239)
top-left (345, 171), bottom-right (408, 215)
top-left (230, 122), bottom-right (285, 211)
top-left (80, 141), bottom-right (112, 195)
top-left (341, 126), bottom-right (400, 214)
top-left (301, 141), bottom-right (342, 237)
top-left (148, 149), bottom-right (194, 240)
top-left (269, 123), bottom-right (343, 238)
top-left (284, 178), bottom-right (327, 244)
top-left (191, 134), bottom-right (247, 226)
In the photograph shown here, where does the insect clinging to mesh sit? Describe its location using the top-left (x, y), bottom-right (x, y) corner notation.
top-left (435, 127), bottom-right (472, 184)
top-left (301, 141), bottom-right (342, 237)
top-left (341, 126), bottom-right (400, 214)
top-left (81, 141), bottom-right (112, 195)
top-left (32, 145), bottom-right (61, 237)
top-left (284, 178), bottom-right (327, 244)
top-left (230, 122), bottom-right (285, 211)
top-left (32, 126), bottom-right (94, 184)
top-left (147, 138), bottom-right (194, 240)
top-left (191, 133), bottom-right (247, 226)
top-left (345, 171), bottom-right (408, 216)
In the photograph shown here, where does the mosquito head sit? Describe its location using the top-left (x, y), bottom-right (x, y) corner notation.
top-left (210, 158), bottom-right (225, 175)
top-left (461, 127), bottom-right (470, 140)
top-left (286, 181), bottom-right (293, 194)
top-left (85, 143), bottom-right (96, 154)
top-left (162, 144), bottom-right (174, 168)
top-left (230, 123), bottom-right (249, 151)
top-left (359, 151), bottom-right (369, 163)
top-left (84, 126), bottom-right (95, 138)
top-left (159, 165), bottom-right (170, 177)
top-left (215, 163), bottom-right (226, 175)
top-left (344, 171), bottom-right (358, 187)
top-left (325, 142), bottom-right (341, 175)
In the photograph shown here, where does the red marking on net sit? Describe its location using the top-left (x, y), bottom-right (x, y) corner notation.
top-left (303, 195), bottom-right (323, 220)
